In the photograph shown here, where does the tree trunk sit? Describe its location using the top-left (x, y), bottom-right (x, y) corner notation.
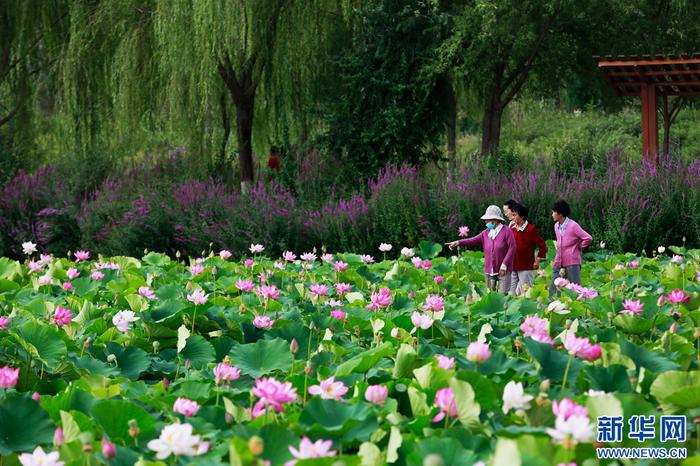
top-left (233, 90), bottom-right (255, 194)
top-left (220, 90), bottom-right (231, 166)
top-left (445, 79), bottom-right (457, 177)
top-left (480, 84), bottom-right (502, 156)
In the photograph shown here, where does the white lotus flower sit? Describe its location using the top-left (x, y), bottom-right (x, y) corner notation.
top-left (546, 414), bottom-right (595, 445)
top-left (502, 381), bottom-right (534, 414)
top-left (19, 446), bottom-right (64, 466)
top-left (147, 423), bottom-right (206, 459)
top-left (112, 310), bottom-right (140, 332)
top-left (547, 300), bottom-right (569, 315)
top-left (22, 241), bottom-right (38, 255)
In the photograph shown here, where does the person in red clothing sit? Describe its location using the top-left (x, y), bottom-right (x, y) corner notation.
top-left (509, 203), bottom-right (547, 295)
top-left (266, 146), bottom-right (281, 181)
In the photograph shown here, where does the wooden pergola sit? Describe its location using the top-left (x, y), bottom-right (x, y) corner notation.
top-left (596, 54), bottom-right (700, 162)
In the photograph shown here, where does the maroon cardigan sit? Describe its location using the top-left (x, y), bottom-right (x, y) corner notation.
top-left (510, 222), bottom-right (547, 271)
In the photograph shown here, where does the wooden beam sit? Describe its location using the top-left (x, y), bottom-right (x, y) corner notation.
top-left (598, 58), bottom-right (700, 67)
top-left (640, 83), bottom-right (658, 163)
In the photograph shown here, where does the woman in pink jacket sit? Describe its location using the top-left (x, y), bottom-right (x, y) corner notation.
top-left (446, 205), bottom-right (516, 293)
top-left (549, 199), bottom-right (592, 297)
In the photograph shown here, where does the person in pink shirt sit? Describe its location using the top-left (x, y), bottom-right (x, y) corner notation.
top-left (446, 205), bottom-right (516, 293)
top-left (549, 199), bottom-right (592, 298)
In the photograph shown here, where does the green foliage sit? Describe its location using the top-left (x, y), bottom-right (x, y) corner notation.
top-left (324, 0), bottom-right (449, 178)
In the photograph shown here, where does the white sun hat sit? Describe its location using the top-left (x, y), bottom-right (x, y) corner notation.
top-left (480, 205), bottom-right (506, 222)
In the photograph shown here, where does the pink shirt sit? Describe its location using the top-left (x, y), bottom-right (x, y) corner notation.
top-left (457, 227), bottom-right (516, 274)
top-left (553, 218), bottom-right (592, 267)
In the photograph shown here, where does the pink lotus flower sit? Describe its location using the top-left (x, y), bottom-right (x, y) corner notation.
top-left (620, 299), bottom-right (644, 316)
top-left (308, 376), bottom-right (348, 400)
top-left (274, 261), bottom-right (285, 270)
top-left (38, 254), bottom-right (53, 265)
top-left (250, 244), bottom-right (264, 254)
top-left (421, 294), bottom-right (445, 313)
top-left (74, 250), bottom-right (90, 262)
top-left (61, 282), bottom-right (72, 292)
top-left (0, 365), bottom-right (19, 388)
top-left (411, 311), bottom-right (434, 330)
top-left (553, 399), bottom-right (588, 420)
top-left (90, 271), bottom-right (104, 281)
top-left (219, 250), bottom-right (232, 260)
top-left (236, 279), bottom-right (255, 292)
top-left (22, 241), bottom-right (38, 255)
top-left (411, 257), bottom-right (422, 268)
top-left (66, 267), bottom-right (79, 280)
top-left (189, 264), bottom-right (205, 276)
top-left (401, 247), bottom-right (414, 257)
top-left (309, 284), bottom-right (329, 297)
top-left (458, 226), bottom-right (470, 237)
top-left (421, 260), bottom-right (432, 270)
top-left (335, 283), bottom-right (351, 295)
top-left (244, 259), bottom-right (254, 267)
top-left (19, 446), bottom-right (64, 466)
top-left (257, 284), bottom-right (280, 301)
top-left (433, 276), bottom-right (444, 284)
top-left (613, 264), bottom-right (625, 271)
top-left (282, 251), bottom-right (297, 262)
top-left (520, 315), bottom-right (549, 338)
top-left (53, 306), bottom-right (73, 327)
top-left (251, 377), bottom-right (297, 413)
top-left (366, 288), bottom-right (392, 310)
top-left (301, 252), bottom-right (317, 262)
top-left (564, 334), bottom-right (602, 361)
top-left (321, 253), bottom-right (334, 263)
top-left (671, 254), bottom-right (683, 264)
top-left (253, 315), bottom-right (275, 329)
top-left (599, 241), bottom-right (606, 249)
top-left (432, 388), bottom-right (458, 422)
top-left (333, 261), bottom-right (348, 272)
top-left (28, 260), bottom-right (42, 273)
top-left (576, 287), bottom-right (598, 300)
top-left (436, 355), bottom-right (455, 370)
top-left (565, 282), bottom-right (584, 294)
top-left (667, 289), bottom-right (689, 304)
top-left (330, 309), bottom-right (346, 320)
top-left (467, 342), bottom-right (491, 363)
top-left (139, 286), bottom-right (157, 300)
top-left (360, 254), bottom-right (374, 264)
top-left (628, 260), bottom-right (640, 268)
top-left (186, 289), bottom-right (209, 305)
top-left (0, 316), bottom-right (9, 330)
top-left (379, 243), bottom-right (392, 252)
top-left (213, 361), bottom-right (241, 385)
top-left (324, 299), bottom-right (343, 307)
top-left (32, 392), bottom-right (40, 402)
top-left (554, 277), bottom-right (569, 287)
top-left (287, 437), bottom-right (336, 466)
top-left (365, 385), bottom-right (389, 405)
top-left (173, 397), bottom-right (200, 417)
top-left (102, 439), bottom-right (116, 459)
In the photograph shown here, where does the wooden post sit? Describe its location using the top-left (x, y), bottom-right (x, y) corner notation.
top-left (640, 83), bottom-right (658, 163)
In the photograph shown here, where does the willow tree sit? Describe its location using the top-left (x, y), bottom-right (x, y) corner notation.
top-left (60, 0), bottom-right (348, 191)
top-left (0, 0), bottom-right (68, 175)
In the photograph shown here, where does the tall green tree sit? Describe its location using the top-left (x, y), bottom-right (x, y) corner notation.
top-left (60, 0), bottom-right (347, 191)
top-left (324, 0), bottom-right (451, 178)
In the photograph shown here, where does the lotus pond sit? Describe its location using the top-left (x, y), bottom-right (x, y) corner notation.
top-left (0, 242), bottom-right (699, 466)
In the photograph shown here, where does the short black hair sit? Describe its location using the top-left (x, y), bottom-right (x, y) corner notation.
top-left (552, 199), bottom-right (571, 217)
top-left (514, 203), bottom-right (529, 220)
top-left (504, 199), bottom-right (518, 210)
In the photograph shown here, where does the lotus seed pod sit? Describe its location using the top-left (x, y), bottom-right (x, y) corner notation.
top-left (248, 436), bottom-right (264, 456)
top-left (423, 453), bottom-right (445, 466)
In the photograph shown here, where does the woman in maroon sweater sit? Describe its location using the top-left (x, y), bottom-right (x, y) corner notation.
top-left (509, 203), bottom-right (547, 295)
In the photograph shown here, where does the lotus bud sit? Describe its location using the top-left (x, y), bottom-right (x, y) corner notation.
top-left (185, 359), bottom-right (191, 370)
top-left (670, 322), bottom-right (678, 333)
top-left (539, 379), bottom-right (550, 393)
top-left (83, 337), bottom-right (92, 350)
top-left (106, 354), bottom-right (117, 364)
top-left (102, 438), bottom-right (116, 459)
top-left (176, 250), bottom-right (181, 259)
top-left (694, 328), bottom-right (700, 340)
top-left (290, 338), bottom-right (299, 354)
top-left (128, 419), bottom-right (139, 438)
top-left (153, 341), bottom-right (160, 352)
top-left (248, 436), bottom-right (264, 456)
top-left (162, 377), bottom-right (170, 389)
top-left (53, 427), bottom-right (64, 446)
top-left (225, 412), bottom-right (233, 423)
top-left (422, 454), bottom-right (445, 466)
top-left (32, 392), bottom-right (41, 402)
